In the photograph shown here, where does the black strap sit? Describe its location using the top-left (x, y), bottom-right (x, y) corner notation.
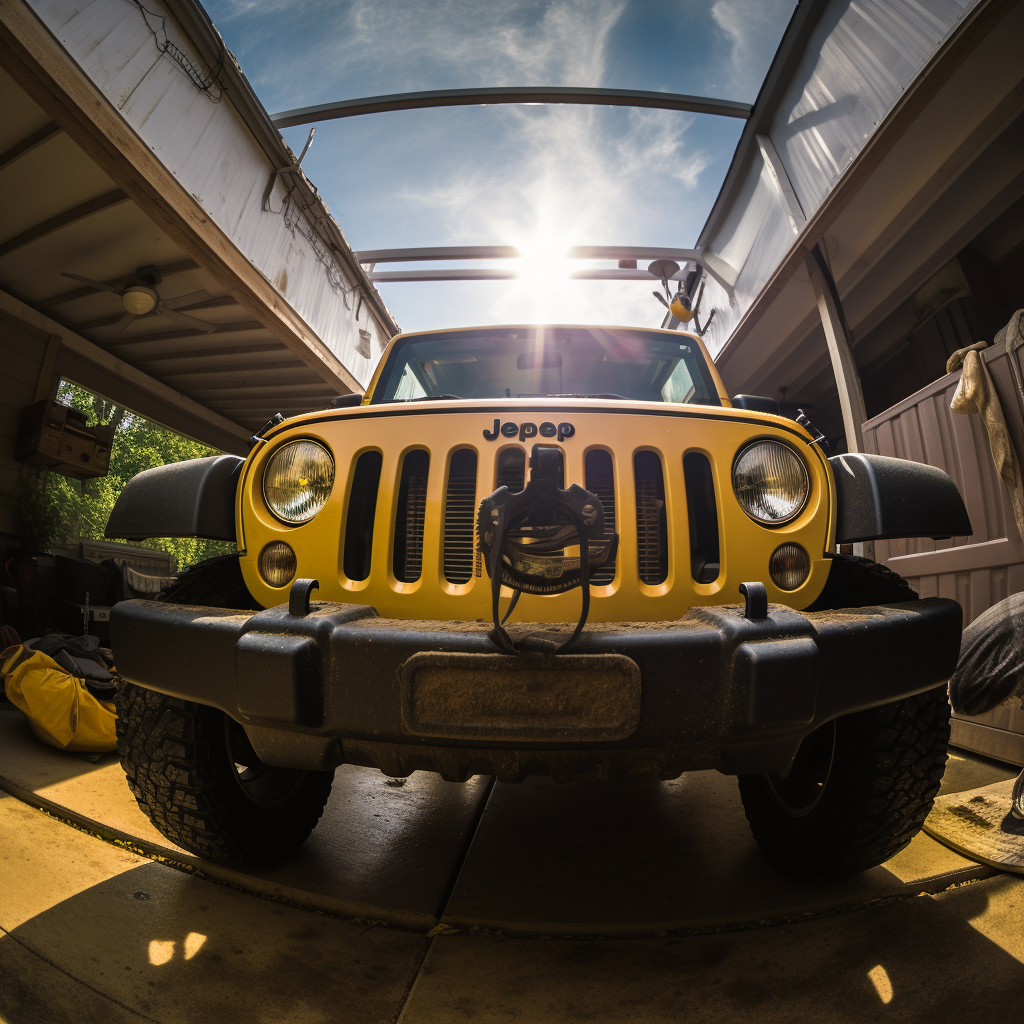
top-left (488, 503), bottom-right (591, 654)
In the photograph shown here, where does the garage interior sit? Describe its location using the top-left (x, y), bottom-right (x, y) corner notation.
top-left (0, 0), bottom-right (1022, 1020)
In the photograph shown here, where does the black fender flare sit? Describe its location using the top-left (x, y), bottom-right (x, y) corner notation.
top-left (829, 453), bottom-right (972, 544)
top-left (105, 455), bottom-right (243, 541)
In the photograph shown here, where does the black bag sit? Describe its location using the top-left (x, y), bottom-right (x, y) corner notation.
top-left (949, 593), bottom-right (1024, 716)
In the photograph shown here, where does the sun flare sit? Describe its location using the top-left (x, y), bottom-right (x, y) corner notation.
top-left (510, 223), bottom-right (577, 323)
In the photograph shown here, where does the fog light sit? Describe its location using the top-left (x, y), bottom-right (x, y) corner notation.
top-left (258, 541), bottom-right (296, 587)
top-left (769, 543), bottom-right (810, 591)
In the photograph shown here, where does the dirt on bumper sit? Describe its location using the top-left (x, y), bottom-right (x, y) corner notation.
top-left (110, 598), bottom-right (962, 782)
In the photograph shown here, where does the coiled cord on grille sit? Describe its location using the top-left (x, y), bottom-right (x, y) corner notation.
top-left (487, 502), bottom-right (592, 654)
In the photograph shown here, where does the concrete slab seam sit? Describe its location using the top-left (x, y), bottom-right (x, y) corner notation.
top-left (431, 872), bottom-right (1004, 941)
top-left (0, 924), bottom-right (162, 1024)
top-left (432, 774), bottom-right (496, 921)
top-left (0, 780), bottom-right (430, 936)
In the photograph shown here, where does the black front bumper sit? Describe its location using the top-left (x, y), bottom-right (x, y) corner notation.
top-left (111, 598), bottom-right (961, 782)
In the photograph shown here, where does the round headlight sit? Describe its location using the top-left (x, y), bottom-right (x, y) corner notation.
top-left (733, 441), bottom-right (809, 524)
top-left (263, 439), bottom-right (334, 524)
top-left (769, 543), bottom-right (810, 590)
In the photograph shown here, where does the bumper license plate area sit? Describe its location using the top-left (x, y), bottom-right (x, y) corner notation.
top-left (400, 652), bottom-right (641, 743)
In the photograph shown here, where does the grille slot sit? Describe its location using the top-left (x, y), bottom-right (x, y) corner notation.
top-left (343, 451), bottom-right (383, 581)
top-left (394, 450), bottom-right (429, 582)
top-left (495, 447), bottom-right (526, 492)
top-left (634, 451), bottom-right (667, 585)
top-left (585, 449), bottom-right (616, 585)
top-left (684, 452), bottom-right (720, 583)
top-left (444, 449), bottom-right (478, 584)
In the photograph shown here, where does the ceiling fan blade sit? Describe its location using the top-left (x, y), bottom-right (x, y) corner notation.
top-left (109, 312), bottom-right (138, 335)
top-left (61, 272), bottom-right (121, 295)
top-left (159, 305), bottom-right (217, 333)
top-left (161, 289), bottom-right (213, 309)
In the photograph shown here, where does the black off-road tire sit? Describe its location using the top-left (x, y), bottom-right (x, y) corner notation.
top-left (738, 687), bottom-right (951, 878)
top-left (115, 683), bottom-right (334, 864)
top-left (739, 553), bottom-right (949, 878)
top-left (805, 552), bottom-right (918, 610)
top-left (116, 553), bottom-right (334, 865)
top-left (157, 553), bottom-right (260, 609)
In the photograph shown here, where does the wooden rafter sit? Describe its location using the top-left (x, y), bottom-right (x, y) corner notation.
top-left (0, 120), bottom-right (61, 172)
top-left (0, 188), bottom-right (128, 259)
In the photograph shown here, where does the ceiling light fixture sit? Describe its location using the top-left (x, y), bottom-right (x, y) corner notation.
top-left (122, 285), bottom-right (158, 315)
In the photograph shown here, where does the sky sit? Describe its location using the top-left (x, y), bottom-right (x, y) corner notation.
top-left (203, 0), bottom-right (797, 333)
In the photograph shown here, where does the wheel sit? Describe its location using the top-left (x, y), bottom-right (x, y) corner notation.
top-left (804, 552), bottom-right (918, 610)
top-left (157, 553), bottom-right (261, 609)
top-left (738, 687), bottom-right (950, 878)
top-left (115, 553), bottom-right (334, 865)
top-left (738, 553), bottom-right (950, 878)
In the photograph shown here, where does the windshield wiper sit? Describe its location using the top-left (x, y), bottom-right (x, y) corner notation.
top-left (406, 394), bottom-right (461, 401)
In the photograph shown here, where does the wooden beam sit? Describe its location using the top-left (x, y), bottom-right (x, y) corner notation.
top-left (32, 332), bottom-right (62, 401)
top-left (75, 295), bottom-right (240, 331)
top-left (157, 360), bottom-right (307, 379)
top-left (139, 342), bottom-right (282, 363)
top-left (0, 188), bottom-right (128, 259)
top-left (0, 286), bottom-right (251, 451)
top-left (0, 119), bottom-right (61, 172)
top-left (0, 4), bottom-right (363, 393)
top-left (807, 245), bottom-right (867, 453)
top-left (105, 321), bottom-right (266, 347)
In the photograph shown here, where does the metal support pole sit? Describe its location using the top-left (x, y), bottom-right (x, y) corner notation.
top-left (806, 244), bottom-right (867, 454)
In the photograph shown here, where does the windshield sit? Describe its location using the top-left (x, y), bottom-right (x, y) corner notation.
top-left (370, 327), bottom-right (721, 406)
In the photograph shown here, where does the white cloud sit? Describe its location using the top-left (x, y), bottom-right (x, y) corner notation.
top-left (709, 0), bottom-right (795, 99)
top-left (377, 1), bottom-right (709, 327)
top-left (216, 0), bottom-right (722, 329)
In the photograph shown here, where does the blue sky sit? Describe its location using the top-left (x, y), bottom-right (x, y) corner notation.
top-left (204, 0), bottom-right (796, 332)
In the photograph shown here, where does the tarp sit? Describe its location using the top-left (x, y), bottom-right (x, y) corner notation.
top-left (2, 644), bottom-right (116, 752)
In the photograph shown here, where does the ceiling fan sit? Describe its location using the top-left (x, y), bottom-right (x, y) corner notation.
top-left (649, 261), bottom-right (715, 337)
top-left (61, 264), bottom-right (217, 334)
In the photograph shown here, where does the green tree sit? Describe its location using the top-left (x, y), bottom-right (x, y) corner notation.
top-left (23, 382), bottom-right (234, 570)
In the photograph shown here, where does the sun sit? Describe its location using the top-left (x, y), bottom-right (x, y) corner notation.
top-left (510, 221), bottom-right (577, 324)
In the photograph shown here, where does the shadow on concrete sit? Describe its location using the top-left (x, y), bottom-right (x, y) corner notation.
top-left (439, 770), bottom-right (993, 934)
top-left (407, 875), bottom-right (1024, 1024)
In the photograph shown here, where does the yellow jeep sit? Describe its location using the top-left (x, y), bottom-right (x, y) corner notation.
top-left (107, 325), bottom-right (971, 877)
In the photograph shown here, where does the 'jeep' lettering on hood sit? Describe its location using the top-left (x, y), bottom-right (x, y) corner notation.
top-left (482, 420), bottom-right (575, 443)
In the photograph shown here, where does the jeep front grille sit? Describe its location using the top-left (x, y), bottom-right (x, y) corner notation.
top-left (634, 451), bottom-right (667, 585)
top-left (336, 434), bottom-right (727, 611)
top-left (443, 449), bottom-right (477, 584)
top-left (683, 451), bottom-right (720, 583)
top-left (584, 449), bottom-right (616, 585)
top-left (394, 450), bottom-right (429, 582)
top-left (343, 450), bottom-right (383, 582)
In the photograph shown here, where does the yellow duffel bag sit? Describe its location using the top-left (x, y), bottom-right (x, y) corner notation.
top-left (2, 644), bottom-right (117, 752)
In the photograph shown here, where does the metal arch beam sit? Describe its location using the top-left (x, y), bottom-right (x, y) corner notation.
top-left (271, 87), bottom-right (752, 128)
top-left (356, 245), bottom-right (703, 265)
top-left (367, 268), bottom-right (688, 283)
top-left (357, 244), bottom-right (731, 284)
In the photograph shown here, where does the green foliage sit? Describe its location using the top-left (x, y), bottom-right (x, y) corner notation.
top-left (22, 383), bottom-right (235, 570)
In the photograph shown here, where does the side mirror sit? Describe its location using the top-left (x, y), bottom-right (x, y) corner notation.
top-left (331, 393), bottom-right (364, 408)
top-left (732, 394), bottom-right (780, 415)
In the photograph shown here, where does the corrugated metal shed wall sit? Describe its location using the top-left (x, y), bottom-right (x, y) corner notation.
top-left (863, 325), bottom-right (1024, 763)
top-left (699, 0), bottom-right (978, 358)
top-left (26, 0), bottom-right (390, 386)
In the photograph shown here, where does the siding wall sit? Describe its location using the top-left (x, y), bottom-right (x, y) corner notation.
top-left (698, 0), bottom-right (980, 358)
top-left (0, 310), bottom-right (49, 539)
top-left (862, 324), bottom-right (1024, 763)
top-left (25, 0), bottom-right (392, 386)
